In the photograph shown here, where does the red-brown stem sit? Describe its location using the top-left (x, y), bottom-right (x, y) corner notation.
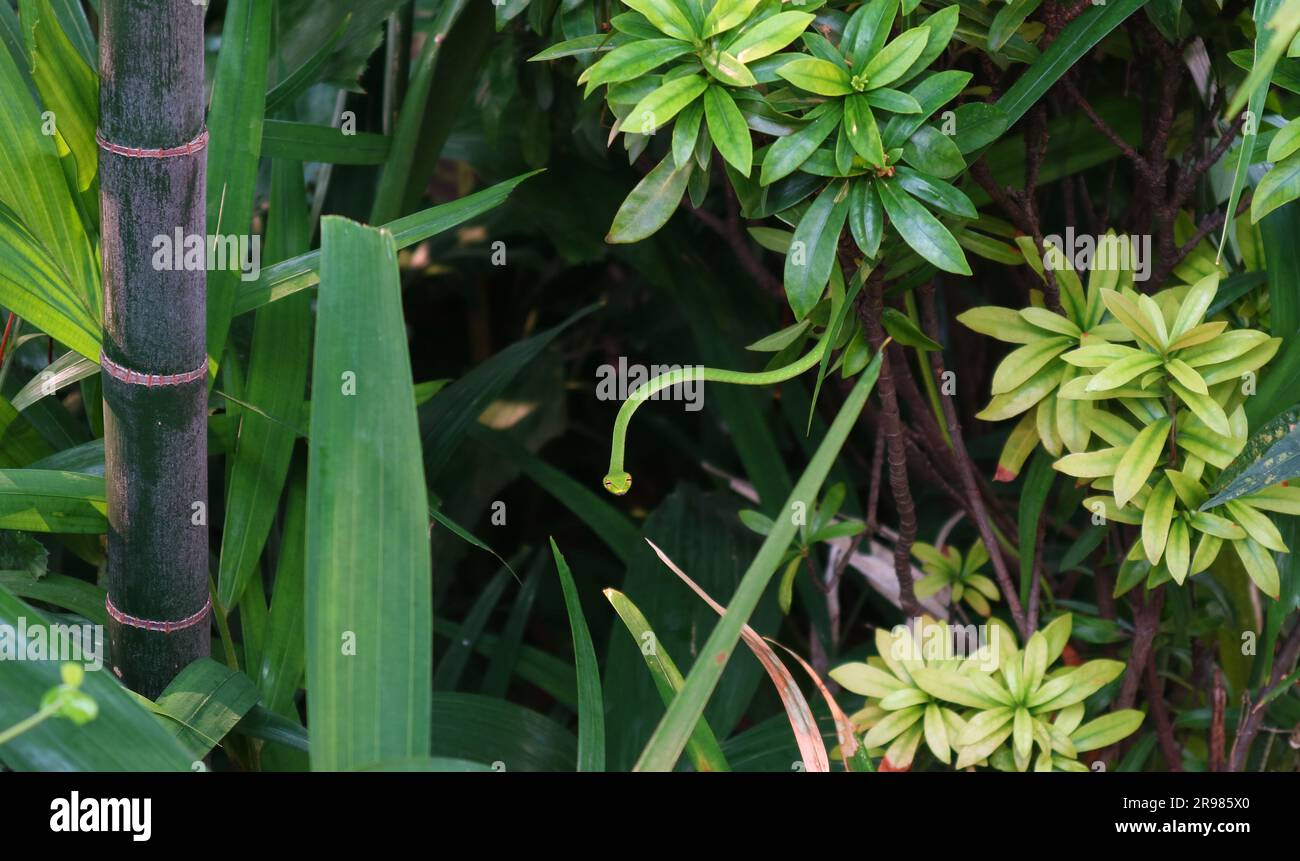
top-left (861, 279), bottom-right (922, 617)
top-left (918, 283), bottom-right (1030, 639)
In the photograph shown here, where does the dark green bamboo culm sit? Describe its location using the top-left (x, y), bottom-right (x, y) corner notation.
top-left (99, 0), bottom-right (209, 698)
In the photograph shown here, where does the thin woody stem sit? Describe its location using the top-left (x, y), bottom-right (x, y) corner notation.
top-left (861, 278), bottom-right (922, 617)
top-left (918, 283), bottom-right (1030, 639)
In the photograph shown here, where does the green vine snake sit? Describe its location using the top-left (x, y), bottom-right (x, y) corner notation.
top-left (602, 288), bottom-right (849, 495)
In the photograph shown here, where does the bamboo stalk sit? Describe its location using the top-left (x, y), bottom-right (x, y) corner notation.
top-left (99, 0), bottom-right (209, 698)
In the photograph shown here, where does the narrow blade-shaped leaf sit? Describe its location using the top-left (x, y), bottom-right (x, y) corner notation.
top-left (551, 540), bottom-right (605, 771)
top-left (306, 218), bottom-right (431, 771)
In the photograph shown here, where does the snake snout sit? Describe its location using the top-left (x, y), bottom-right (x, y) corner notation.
top-left (602, 472), bottom-right (632, 495)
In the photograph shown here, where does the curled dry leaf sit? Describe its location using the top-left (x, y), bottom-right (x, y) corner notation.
top-left (646, 538), bottom-right (831, 773)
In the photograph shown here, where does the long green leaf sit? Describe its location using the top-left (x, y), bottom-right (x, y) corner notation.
top-left (205, 0), bottom-right (273, 375)
top-left (0, 571), bottom-right (105, 625)
top-left (305, 217), bottom-right (431, 771)
top-left (370, 0), bottom-right (473, 224)
top-left (551, 539), bottom-right (605, 772)
top-left (258, 469), bottom-right (308, 717)
top-left (606, 587), bottom-right (731, 772)
top-left (1219, 0), bottom-right (1290, 257)
top-left (234, 172), bottom-right (541, 315)
top-left (217, 155), bottom-right (312, 609)
top-left (1018, 451), bottom-right (1054, 607)
top-left (0, 469), bottom-right (105, 533)
top-left (25, 0), bottom-right (98, 194)
top-left (602, 486), bottom-right (774, 767)
top-left (974, 0), bottom-right (1146, 151)
top-left (0, 40), bottom-right (98, 324)
top-left (261, 119), bottom-right (391, 165)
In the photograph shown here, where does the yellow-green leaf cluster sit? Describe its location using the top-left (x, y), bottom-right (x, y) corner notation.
top-left (912, 539), bottom-right (1000, 616)
top-left (831, 615), bottom-right (1143, 771)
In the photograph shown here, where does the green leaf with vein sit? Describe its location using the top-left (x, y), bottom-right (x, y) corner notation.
top-left (305, 218), bottom-right (431, 771)
top-left (627, 74), bottom-right (709, 134)
top-left (0, 203), bottom-right (100, 361)
top-left (777, 57), bottom-right (852, 96)
top-left (260, 120), bottom-right (391, 164)
top-left (152, 658), bottom-right (260, 760)
top-left (205, 0), bottom-right (272, 375)
top-left (1203, 406), bottom-right (1300, 509)
top-left (605, 587), bottom-right (731, 772)
top-left (551, 540), bottom-right (605, 771)
top-left (862, 26), bottom-right (929, 90)
top-left (704, 85), bottom-right (753, 176)
top-left (218, 156), bottom-right (312, 609)
top-left (25, 0), bottom-right (98, 193)
top-left (234, 172), bottom-right (540, 315)
top-left (0, 32), bottom-right (98, 322)
top-left (0, 469), bottom-right (105, 533)
top-left (1114, 419), bottom-right (1171, 508)
top-left (785, 181), bottom-right (850, 320)
top-left (607, 151), bottom-right (694, 243)
top-left (875, 179), bottom-right (971, 274)
top-left (1252, 152), bottom-right (1300, 222)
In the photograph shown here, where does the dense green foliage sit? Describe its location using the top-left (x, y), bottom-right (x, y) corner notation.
top-left (1, 0), bottom-right (1300, 774)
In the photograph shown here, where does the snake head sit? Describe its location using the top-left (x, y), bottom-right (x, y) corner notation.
top-left (602, 471), bottom-right (632, 496)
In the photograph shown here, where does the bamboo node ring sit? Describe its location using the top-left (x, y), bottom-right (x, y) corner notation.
top-left (105, 595), bottom-right (211, 634)
top-left (95, 128), bottom-right (209, 159)
top-left (100, 351), bottom-right (207, 387)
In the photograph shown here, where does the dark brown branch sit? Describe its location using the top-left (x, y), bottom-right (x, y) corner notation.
top-left (1116, 585), bottom-right (1165, 710)
top-left (1147, 193), bottom-right (1252, 288)
top-left (1229, 623), bottom-right (1300, 771)
top-left (861, 279), bottom-right (922, 617)
top-left (918, 283), bottom-right (1030, 638)
top-left (1143, 653), bottom-right (1182, 771)
top-left (1209, 667), bottom-right (1227, 772)
top-left (1059, 75), bottom-right (1152, 183)
top-left (1171, 113), bottom-right (1243, 210)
